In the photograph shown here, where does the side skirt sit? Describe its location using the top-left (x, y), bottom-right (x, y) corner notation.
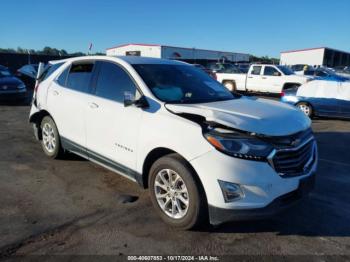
top-left (61, 137), bottom-right (144, 187)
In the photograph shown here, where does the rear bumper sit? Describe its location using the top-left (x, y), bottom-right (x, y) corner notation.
top-left (209, 173), bottom-right (315, 225)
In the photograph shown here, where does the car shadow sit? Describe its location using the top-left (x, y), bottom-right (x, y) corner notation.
top-left (202, 131), bottom-right (350, 237)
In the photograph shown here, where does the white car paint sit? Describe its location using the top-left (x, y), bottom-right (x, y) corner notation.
top-left (216, 64), bottom-right (311, 93)
top-left (30, 56), bottom-right (317, 225)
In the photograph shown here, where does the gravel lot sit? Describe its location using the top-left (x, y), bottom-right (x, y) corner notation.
top-left (0, 97), bottom-right (349, 259)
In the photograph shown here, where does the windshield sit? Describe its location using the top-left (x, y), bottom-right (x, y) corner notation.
top-left (277, 66), bottom-right (294, 75)
top-left (0, 68), bottom-right (12, 77)
top-left (133, 64), bottom-right (237, 104)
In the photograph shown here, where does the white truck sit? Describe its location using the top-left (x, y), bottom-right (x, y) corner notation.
top-left (216, 64), bottom-right (312, 94)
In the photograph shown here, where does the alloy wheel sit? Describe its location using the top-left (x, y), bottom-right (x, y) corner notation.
top-left (42, 122), bottom-right (56, 153)
top-left (154, 169), bottom-right (189, 219)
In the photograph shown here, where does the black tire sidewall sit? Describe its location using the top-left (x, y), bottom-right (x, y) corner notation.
top-left (40, 116), bottom-right (61, 158)
top-left (148, 154), bottom-right (203, 229)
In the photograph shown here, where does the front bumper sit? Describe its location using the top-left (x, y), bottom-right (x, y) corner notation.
top-left (190, 140), bottom-right (318, 225)
top-left (208, 173), bottom-right (315, 225)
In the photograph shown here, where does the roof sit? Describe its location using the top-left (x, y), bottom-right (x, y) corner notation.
top-left (116, 56), bottom-right (188, 65)
top-left (47, 55), bottom-right (189, 66)
top-left (106, 43), bottom-right (241, 55)
top-left (281, 47), bottom-right (350, 54)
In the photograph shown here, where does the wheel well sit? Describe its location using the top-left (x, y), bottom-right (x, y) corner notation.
top-left (222, 80), bottom-right (236, 85)
top-left (141, 148), bottom-right (206, 196)
top-left (142, 148), bottom-right (176, 188)
top-left (283, 83), bottom-right (301, 90)
top-left (29, 110), bottom-right (51, 140)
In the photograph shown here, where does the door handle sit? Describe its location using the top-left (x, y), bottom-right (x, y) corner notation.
top-left (247, 76), bottom-right (253, 79)
top-left (89, 102), bottom-right (99, 109)
top-left (262, 77), bottom-right (267, 79)
top-left (52, 90), bottom-right (59, 96)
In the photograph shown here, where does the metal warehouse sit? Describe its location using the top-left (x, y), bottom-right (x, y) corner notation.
top-left (106, 43), bottom-right (250, 63)
top-left (280, 47), bottom-right (350, 67)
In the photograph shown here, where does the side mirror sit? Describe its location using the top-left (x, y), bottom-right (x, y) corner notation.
top-left (274, 72), bottom-right (281, 76)
top-left (124, 92), bottom-right (149, 108)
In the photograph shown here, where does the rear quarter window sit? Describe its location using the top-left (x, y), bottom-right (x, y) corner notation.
top-left (39, 63), bottom-right (64, 83)
top-left (66, 63), bottom-right (94, 92)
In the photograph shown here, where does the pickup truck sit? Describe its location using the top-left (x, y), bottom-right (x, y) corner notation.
top-left (215, 64), bottom-right (312, 94)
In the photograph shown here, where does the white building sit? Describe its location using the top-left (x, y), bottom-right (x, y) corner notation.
top-left (106, 43), bottom-right (250, 63)
top-left (280, 47), bottom-right (350, 67)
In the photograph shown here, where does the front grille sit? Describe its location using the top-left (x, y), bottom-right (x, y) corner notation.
top-left (271, 138), bottom-right (316, 177)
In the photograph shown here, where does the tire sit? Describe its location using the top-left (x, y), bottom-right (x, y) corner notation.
top-left (40, 116), bottom-right (64, 159)
top-left (296, 102), bottom-right (313, 118)
top-left (148, 153), bottom-right (207, 229)
top-left (223, 81), bottom-right (236, 92)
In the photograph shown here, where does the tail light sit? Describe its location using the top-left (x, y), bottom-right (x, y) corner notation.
top-left (280, 91), bottom-right (285, 97)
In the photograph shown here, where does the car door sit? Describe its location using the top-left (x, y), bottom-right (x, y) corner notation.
top-left (246, 65), bottom-right (262, 92)
top-left (85, 61), bottom-right (143, 176)
top-left (337, 81), bottom-right (350, 117)
top-left (47, 61), bottom-right (95, 151)
top-left (261, 66), bottom-right (283, 93)
top-left (312, 80), bottom-right (341, 116)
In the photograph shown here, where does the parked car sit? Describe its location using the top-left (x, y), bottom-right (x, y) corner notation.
top-left (303, 67), bottom-right (350, 80)
top-left (193, 64), bottom-right (216, 79)
top-left (30, 56), bottom-right (317, 229)
top-left (334, 66), bottom-right (350, 78)
top-left (0, 65), bottom-right (27, 102)
top-left (216, 64), bottom-right (312, 93)
top-left (16, 64), bottom-right (38, 89)
top-left (290, 64), bottom-right (310, 74)
top-left (281, 77), bottom-right (350, 118)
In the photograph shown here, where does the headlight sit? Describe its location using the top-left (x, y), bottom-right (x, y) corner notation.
top-left (17, 83), bottom-right (26, 89)
top-left (204, 129), bottom-right (273, 160)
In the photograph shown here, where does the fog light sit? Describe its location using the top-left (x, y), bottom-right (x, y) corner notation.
top-left (218, 180), bottom-right (244, 202)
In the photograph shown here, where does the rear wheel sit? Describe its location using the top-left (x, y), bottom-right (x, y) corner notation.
top-left (296, 102), bottom-right (313, 117)
top-left (148, 154), bottom-right (207, 229)
top-left (223, 81), bottom-right (236, 92)
top-left (40, 116), bottom-right (64, 158)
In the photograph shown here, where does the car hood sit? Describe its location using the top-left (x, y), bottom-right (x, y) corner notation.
top-left (165, 97), bottom-right (311, 136)
top-left (0, 76), bottom-right (23, 86)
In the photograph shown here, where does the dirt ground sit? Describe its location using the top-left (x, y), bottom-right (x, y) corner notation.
top-left (0, 99), bottom-right (349, 260)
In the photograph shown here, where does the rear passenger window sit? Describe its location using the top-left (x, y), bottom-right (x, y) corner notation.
top-left (251, 66), bottom-right (262, 75)
top-left (94, 62), bottom-right (137, 102)
top-left (66, 63), bottom-right (94, 92)
top-left (57, 66), bottom-right (70, 86)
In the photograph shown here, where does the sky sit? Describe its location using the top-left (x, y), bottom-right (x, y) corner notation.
top-left (1, 0), bottom-right (349, 57)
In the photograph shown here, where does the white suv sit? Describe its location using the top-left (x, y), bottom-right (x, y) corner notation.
top-left (30, 56), bottom-right (318, 229)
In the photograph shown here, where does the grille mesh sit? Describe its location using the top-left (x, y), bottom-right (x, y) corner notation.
top-left (273, 139), bottom-right (315, 177)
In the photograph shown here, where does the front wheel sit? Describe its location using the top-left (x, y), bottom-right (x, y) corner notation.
top-left (296, 102), bottom-right (313, 118)
top-left (148, 154), bottom-right (207, 229)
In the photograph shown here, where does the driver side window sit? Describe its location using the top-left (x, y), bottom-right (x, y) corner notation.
top-left (94, 61), bottom-right (139, 103)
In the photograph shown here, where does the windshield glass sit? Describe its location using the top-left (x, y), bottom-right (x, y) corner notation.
top-left (133, 64), bottom-right (237, 104)
top-left (277, 66), bottom-right (294, 75)
top-left (0, 68), bottom-right (12, 77)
